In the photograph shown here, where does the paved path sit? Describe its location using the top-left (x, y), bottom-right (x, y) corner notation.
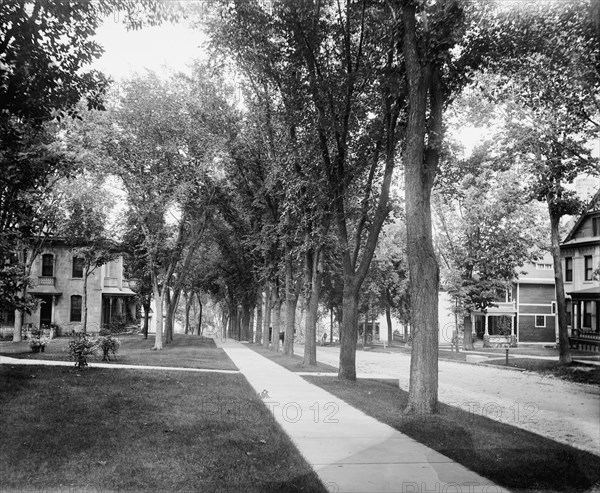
top-left (215, 338), bottom-right (506, 493)
top-left (295, 345), bottom-right (600, 457)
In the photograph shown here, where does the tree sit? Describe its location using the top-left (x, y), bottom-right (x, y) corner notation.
top-left (104, 67), bottom-right (235, 349)
top-left (59, 177), bottom-right (117, 333)
top-left (434, 138), bottom-right (548, 350)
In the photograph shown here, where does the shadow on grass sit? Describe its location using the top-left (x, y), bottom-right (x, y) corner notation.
top-left (0, 365), bottom-right (327, 492)
top-left (303, 376), bottom-right (600, 493)
top-left (245, 343), bottom-right (338, 373)
top-left (0, 334), bottom-right (238, 371)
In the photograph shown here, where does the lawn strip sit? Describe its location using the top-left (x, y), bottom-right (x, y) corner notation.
top-left (301, 376), bottom-right (600, 493)
top-left (484, 357), bottom-right (600, 385)
top-left (0, 365), bottom-right (326, 492)
top-left (0, 334), bottom-right (238, 371)
top-left (245, 343), bottom-right (338, 373)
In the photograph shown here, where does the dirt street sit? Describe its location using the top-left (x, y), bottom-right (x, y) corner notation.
top-left (295, 345), bottom-right (600, 456)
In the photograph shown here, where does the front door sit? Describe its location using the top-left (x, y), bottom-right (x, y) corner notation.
top-left (39, 295), bottom-right (53, 326)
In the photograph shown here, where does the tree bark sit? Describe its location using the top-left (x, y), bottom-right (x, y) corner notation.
top-left (401, 0), bottom-right (441, 414)
top-left (83, 269), bottom-right (89, 334)
top-left (550, 208), bottom-right (572, 364)
top-left (152, 276), bottom-right (164, 350)
top-left (338, 280), bottom-right (359, 379)
top-left (255, 290), bottom-right (263, 344)
top-left (248, 301), bottom-right (255, 342)
top-left (304, 247), bottom-right (322, 366)
top-left (262, 285), bottom-right (272, 348)
top-left (142, 299), bottom-right (150, 339)
top-left (184, 290), bottom-right (193, 335)
top-left (271, 289), bottom-right (281, 352)
top-left (386, 305), bottom-right (392, 345)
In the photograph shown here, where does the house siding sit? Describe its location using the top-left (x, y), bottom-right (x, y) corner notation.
top-left (519, 315), bottom-right (556, 342)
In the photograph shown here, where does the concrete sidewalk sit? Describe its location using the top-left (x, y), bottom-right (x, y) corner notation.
top-left (214, 338), bottom-right (507, 493)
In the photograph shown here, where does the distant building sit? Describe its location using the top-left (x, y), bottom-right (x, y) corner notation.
top-left (464, 252), bottom-right (557, 348)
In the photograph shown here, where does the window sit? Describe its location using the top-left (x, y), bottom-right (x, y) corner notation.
top-left (583, 301), bottom-right (592, 328)
top-left (41, 254), bottom-right (54, 277)
top-left (593, 217), bottom-right (600, 236)
top-left (536, 263), bottom-right (553, 270)
top-left (70, 295), bottom-right (82, 322)
top-left (535, 315), bottom-right (546, 328)
top-left (584, 256), bottom-right (593, 281)
top-left (72, 257), bottom-right (84, 278)
top-left (565, 257), bottom-right (573, 282)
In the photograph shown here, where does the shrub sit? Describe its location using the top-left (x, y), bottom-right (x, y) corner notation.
top-left (29, 327), bottom-right (50, 353)
top-left (67, 333), bottom-right (97, 369)
top-left (96, 334), bottom-right (121, 361)
top-left (108, 314), bottom-right (128, 334)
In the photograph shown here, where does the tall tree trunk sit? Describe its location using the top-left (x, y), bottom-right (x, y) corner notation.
top-left (271, 290), bottom-right (281, 352)
top-left (386, 305), bottom-right (392, 345)
top-left (184, 291), bottom-right (193, 335)
top-left (152, 276), bottom-right (164, 350)
top-left (83, 269), bottom-right (89, 334)
top-left (284, 292), bottom-right (298, 355)
top-left (240, 301), bottom-right (252, 341)
top-left (284, 246), bottom-right (299, 355)
top-left (304, 247), bottom-right (322, 366)
top-left (248, 301), bottom-right (255, 342)
top-left (263, 286), bottom-right (272, 348)
top-left (164, 289), bottom-right (173, 344)
top-left (402, 1), bottom-right (441, 414)
top-left (165, 288), bottom-right (181, 344)
top-left (142, 299), bottom-right (150, 339)
top-left (338, 280), bottom-right (359, 379)
top-left (195, 291), bottom-right (203, 335)
top-left (550, 208), bottom-right (572, 364)
top-left (14, 305), bottom-right (23, 342)
top-left (255, 291), bottom-right (263, 344)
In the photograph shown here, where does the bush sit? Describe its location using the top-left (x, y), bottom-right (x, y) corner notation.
top-left (108, 314), bottom-right (128, 334)
top-left (96, 334), bottom-right (121, 362)
top-left (67, 333), bottom-right (97, 369)
top-left (29, 327), bottom-right (50, 353)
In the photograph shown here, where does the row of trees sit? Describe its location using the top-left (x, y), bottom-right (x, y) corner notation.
top-left (1, 0), bottom-right (598, 414)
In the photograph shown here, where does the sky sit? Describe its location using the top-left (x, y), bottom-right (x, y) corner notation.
top-left (91, 15), bottom-right (207, 81)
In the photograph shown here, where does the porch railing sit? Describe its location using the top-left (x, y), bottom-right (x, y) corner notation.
top-left (571, 329), bottom-right (600, 340)
top-left (104, 277), bottom-right (118, 287)
top-left (37, 276), bottom-right (55, 286)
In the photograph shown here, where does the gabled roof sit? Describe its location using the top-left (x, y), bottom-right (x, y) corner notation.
top-left (563, 189), bottom-right (600, 244)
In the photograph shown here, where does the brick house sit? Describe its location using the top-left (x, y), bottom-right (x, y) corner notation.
top-left (0, 240), bottom-right (136, 337)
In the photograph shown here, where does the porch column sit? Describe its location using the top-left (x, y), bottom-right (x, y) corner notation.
top-left (579, 300), bottom-right (584, 330)
top-left (511, 315), bottom-right (515, 336)
top-left (484, 314), bottom-right (489, 336)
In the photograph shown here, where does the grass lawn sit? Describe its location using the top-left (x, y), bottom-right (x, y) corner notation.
top-left (0, 364), bottom-right (326, 492)
top-left (0, 334), bottom-right (238, 371)
top-left (484, 357), bottom-right (600, 386)
top-left (245, 343), bottom-right (338, 373)
top-left (302, 376), bottom-right (600, 493)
